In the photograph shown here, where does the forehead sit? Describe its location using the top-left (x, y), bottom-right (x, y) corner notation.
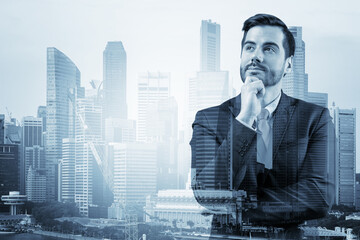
top-left (244, 25), bottom-right (285, 47)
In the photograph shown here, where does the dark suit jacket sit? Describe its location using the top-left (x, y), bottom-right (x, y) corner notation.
top-left (190, 92), bottom-right (334, 227)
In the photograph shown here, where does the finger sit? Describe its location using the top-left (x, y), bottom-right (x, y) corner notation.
top-left (257, 87), bottom-right (265, 98)
top-left (247, 80), bottom-right (265, 94)
top-left (245, 76), bottom-right (260, 84)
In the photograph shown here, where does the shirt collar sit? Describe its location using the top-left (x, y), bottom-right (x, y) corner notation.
top-left (264, 92), bottom-right (281, 119)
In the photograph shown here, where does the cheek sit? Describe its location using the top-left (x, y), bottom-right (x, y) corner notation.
top-left (240, 53), bottom-right (250, 63)
top-left (268, 60), bottom-right (284, 72)
top-left (239, 62), bottom-right (247, 72)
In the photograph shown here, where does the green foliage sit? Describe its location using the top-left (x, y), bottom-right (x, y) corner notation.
top-left (308, 213), bottom-right (360, 236)
top-left (157, 236), bottom-right (175, 240)
top-left (139, 223), bottom-right (171, 239)
top-left (31, 201), bottom-right (128, 238)
top-left (23, 201), bottom-right (36, 214)
top-left (331, 204), bottom-right (356, 213)
top-left (187, 220), bottom-right (195, 229)
top-left (32, 201), bottom-right (80, 225)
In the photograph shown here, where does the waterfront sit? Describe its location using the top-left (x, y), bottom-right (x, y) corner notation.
top-left (0, 233), bottom-right (59, 240)
top-left (0, 230), bottom-right (101, 240)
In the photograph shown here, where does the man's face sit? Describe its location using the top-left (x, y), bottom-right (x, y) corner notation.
top-left (240, 25), bottom-right (291, 87)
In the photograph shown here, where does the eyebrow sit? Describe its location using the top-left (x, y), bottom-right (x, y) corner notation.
top-left (263, 42), bottom-right (280, 49)
top-left (244, 40), bottom-right (280, 49)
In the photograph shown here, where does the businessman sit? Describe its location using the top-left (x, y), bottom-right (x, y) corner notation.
top-left (190, 13), bottom-right (334, 234)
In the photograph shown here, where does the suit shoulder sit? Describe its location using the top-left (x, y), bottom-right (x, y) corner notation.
top-left (195, 97), bottom-right (235, 116)
top-left (193, 97), bottom-right (235, 126)
top-left (295, 97), bottom-right (329, 115)
top-left (288, 96), bottom-right (331, 125)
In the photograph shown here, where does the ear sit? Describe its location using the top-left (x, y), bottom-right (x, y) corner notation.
top-left (283, 56), bottom-right (293, 77)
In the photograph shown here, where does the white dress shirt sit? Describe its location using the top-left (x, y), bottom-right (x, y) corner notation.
top-left (237, 93), bottom-right (282, 169)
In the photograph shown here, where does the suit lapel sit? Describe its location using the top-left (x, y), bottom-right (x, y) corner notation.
top-left (227, 92), bottom-right (297, 172)
top-left (227, 94), bottom-right (241, 118)
top-left (272, 92), bottom-right (296, 162)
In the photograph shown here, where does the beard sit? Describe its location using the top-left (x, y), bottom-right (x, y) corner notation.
top-left (240, 61), bottom-right (284, 87)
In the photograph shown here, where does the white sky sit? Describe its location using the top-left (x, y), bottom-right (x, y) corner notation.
top-left (1, 0), bottom-right (359, 171)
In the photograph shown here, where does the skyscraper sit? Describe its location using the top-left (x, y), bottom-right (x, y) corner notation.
top-left (105, 118), bottom-right (136, 143)
top-left (146, 97), bottom-right (178, 190)
top-left (190, 20), bottom-right (231, 115)
top-left (112, 142), bottom-right (157, 206)
top-left (188, 71), bottom-right (230, 113)
top-left (37, 106), bottom-right (47, 131)
top-left (103, 41), bottom-right (127, 119)
top-left (46, 47), bottom-right (84, 201)
top-left (184, 20), bottom-right (231, 189)
top-left (331, 106), bottom-right (356, 206)
top-left (60, 138), bottom-right (75, 203)
top-left (25, 147), bottom-right (46, 204)
top-left (74, 97), bottom-right (110, 216)
top-left (37, 106), bottom-right (47, 149)
top-left (22, 117), bottom-right (42, 147)
top-left (26, 166), bottom-right (46, 203)
top-left (0, 114), bottom-right (4, 144)
top-left (137, 72), bottom-right (170, 142)
top-left (22, 116), bottom-right (43, 181)
top-left (282, 27), bottom-right (308, 101)
top-left (4, 119), bottom-right (22, 194)
top-left (200, 20), bottom-right (220, 72)
top-left (0, 144), bottom-right (19, 212)
top-left (356, 173), bottom-right (360, 210)
top-left (4, 118), bottom-right (21, 145)
top-left (307, 92), bottom-right (328, 108)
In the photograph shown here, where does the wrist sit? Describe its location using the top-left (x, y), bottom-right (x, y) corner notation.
top-left (236, 112), bottom-right (256, 126)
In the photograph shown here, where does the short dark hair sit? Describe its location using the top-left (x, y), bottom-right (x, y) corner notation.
top-left (241, 14), bottom-right (295, 58)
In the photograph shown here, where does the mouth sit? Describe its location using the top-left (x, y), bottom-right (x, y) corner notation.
top-left (246, 69), bottom-right (264, 76)
top-left (247, 66), bottom-right (264, 71)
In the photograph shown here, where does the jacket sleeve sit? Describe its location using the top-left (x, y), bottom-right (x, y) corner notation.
top-left (190, 109), bottom-right (256, 212)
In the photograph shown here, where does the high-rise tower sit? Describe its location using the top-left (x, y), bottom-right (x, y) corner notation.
top-left (307, 92), bottom-right (328, 108)
top-left (0, 114), bottom-right (4, 144)
top-left (137, 72), bottom-right (170, 142)
top-left (282, 27), bottom-right (308, 101)
top-left (200, 20), bottom-right (220, 72)
top-left (330, 106), bottom-right (356, 206)
top-left (46, 47), bottom-right (84, 201)
top-left (185, 20), bottom-right (231, 189)
top-left (22, 116), bottom-right (45, 202)
top-left (103, 42), bottom-right (127, 119)
top-left (74, 97), bottom-right (110, 216)
top-left (60, 138), bottom-right (75, 203)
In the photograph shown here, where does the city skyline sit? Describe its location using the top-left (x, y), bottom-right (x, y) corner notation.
top-left (1, 0), bottom-right (359, 173)
top-left (0, 5), bottom-right (359, 237)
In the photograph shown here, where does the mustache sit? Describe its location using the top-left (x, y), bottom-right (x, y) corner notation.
top-left (245, 61), bottom-right (266, 71)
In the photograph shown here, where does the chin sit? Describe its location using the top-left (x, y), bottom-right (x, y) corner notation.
top-left (264, 80), bottom-right (281, 87)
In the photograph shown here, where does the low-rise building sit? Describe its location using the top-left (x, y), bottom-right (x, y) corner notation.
top-left (144, 189), bottom-right (246, 229)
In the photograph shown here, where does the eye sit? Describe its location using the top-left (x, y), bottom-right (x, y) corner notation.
top-left (245, 45), bottom-right (254, 51)
top-left (264, 47), bottom-right (275, 53)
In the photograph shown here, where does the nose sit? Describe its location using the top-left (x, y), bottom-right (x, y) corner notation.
top-left (251, 49), bottom-right (263, 63)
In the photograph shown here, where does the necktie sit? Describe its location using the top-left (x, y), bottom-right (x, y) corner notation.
top-left (257, 109), bottom-right (272, 169)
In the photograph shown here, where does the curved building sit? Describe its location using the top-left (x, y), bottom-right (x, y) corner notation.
top-left (46, 47), bottom-right (84, 201)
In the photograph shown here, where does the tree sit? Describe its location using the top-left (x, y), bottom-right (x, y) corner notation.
top-left (32, 201), bottom-right (80, 225)
top-left (158, 236), bottom-right (175, 240)
top-left (331, 204), bottom-right (356, 213)
top-left (22, 201), bottom-right (35, 214)
top-left (187, 220), bottom-right (195, 229)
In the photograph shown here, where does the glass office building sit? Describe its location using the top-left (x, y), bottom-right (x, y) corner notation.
top-left (46, 47), bottom-right (84, 201)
